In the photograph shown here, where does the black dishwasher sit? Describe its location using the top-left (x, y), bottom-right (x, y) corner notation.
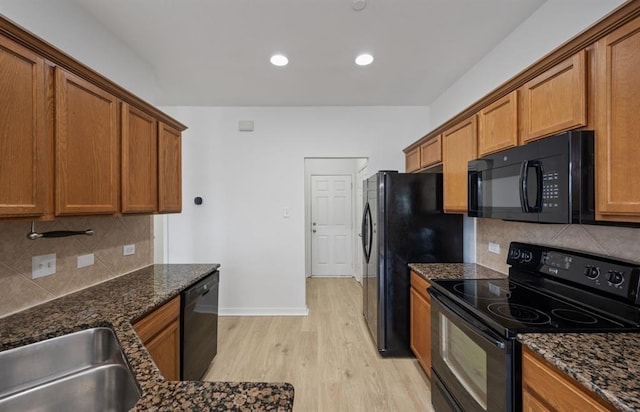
top-left (180, 270), bottom-right (219, 380)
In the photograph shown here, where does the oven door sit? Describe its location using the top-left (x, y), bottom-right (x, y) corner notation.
top-left (430, 289), bottom-right (514, 412)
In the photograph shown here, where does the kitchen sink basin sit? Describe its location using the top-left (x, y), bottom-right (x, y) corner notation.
top-left (0, 327), bottom-right (140, 412)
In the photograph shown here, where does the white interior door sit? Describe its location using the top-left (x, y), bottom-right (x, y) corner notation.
top-left (311, 175), bottom-right (353, 276)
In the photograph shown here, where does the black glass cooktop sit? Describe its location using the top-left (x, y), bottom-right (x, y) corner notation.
top-left (429, 278), bottom-right (635, 338)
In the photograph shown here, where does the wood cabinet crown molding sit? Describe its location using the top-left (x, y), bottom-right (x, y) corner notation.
top-left (0, 14), bottom-right (186, 132)
top-left (403, 0), bottom-right (640, 153)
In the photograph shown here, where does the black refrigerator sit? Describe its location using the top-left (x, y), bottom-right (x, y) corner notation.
top-left (362, 171), bottom-right (463, 357)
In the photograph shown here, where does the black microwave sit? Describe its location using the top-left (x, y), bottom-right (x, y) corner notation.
top-left (468, 130), bottom-right (594, 224)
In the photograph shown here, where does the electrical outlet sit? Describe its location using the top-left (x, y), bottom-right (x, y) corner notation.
top-left (32, 253), bottom-right (56, 279)
top-left (123, 244), bottom-right (135, 256)
top-left (77, 253), bottom-right (94, 268)
top-left (488, 242), bottom-right (501, 254)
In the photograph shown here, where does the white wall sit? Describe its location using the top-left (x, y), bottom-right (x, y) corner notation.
top-left (160, 106), bottom-right (429, 315)
top-left (428, 0), bottom-right (627, 130)
top-left (0, 0), bottom-right (160, 102)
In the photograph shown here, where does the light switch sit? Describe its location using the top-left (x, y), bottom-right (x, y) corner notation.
top-left (77, 253), bottom-right (94, 268)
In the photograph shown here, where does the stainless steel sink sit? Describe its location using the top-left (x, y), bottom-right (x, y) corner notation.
top-left (0, 327), bottom-right (140, 412)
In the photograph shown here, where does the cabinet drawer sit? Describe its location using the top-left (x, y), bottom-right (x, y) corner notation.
top-left (133, 296), bottom-right (180, 343)
top-left (410, 270), bottom-right (430, 301)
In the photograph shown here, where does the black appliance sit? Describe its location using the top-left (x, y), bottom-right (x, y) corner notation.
top-left (361, 171), bottom-right (463, 357)
top-left (468, 130), bottom-right (594, 224)
top-left (429, 242), bottom-right (640, 412)
top-left (181, 270), bottom-right (219, 380)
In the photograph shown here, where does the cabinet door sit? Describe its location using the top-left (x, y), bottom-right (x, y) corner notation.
top-left (594, 17), bottom-right (640, 222)
top-left (405, 147), bottom-right (420, 172)
top-left (55, 68), bottom-right (118, 215)
top-left (443, 116), bottom-right (477, 213)
top-left (520, 51), bottom-right (587, 143)
top-left (0, 36), bottom-right (47, 217)
top-left (122, 103), bottom-right (158, 213)
top-left (420, 135), bottom-right (442, 169)
top-left (145, 318), bottom-right (180, 380)
top-left (410, 272), bottom-right (431, 378)
top-left (158, 123), bottom-right (182, 213)
top-left (521, 348), bottom-right (613, 412)
top-left (133, 296), bottom-right (181, 381)
top-left (478, 91), bottom-right (518, 156)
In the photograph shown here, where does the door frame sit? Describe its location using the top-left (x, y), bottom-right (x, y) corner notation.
top-left (303, 158), bottom-right (368, 278)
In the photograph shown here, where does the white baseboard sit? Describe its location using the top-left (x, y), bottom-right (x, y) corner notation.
top-left (219, 306), bottom-right (309, 316)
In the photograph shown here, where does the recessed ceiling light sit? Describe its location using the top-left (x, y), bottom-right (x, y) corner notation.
top-left (270, 54), bottom-right (288, 67)
top-left (355, 53), bottom-right (374, 66)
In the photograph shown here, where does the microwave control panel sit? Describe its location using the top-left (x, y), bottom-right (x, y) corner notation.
top-left (542, 171), bottom-right (560, 208)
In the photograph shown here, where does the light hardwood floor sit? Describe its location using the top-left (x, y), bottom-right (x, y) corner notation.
top-left (204, 277), bottom-right (434, 411)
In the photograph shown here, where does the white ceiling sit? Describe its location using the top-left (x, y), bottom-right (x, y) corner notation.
top-left (71, 0), bottom-right (545, 106)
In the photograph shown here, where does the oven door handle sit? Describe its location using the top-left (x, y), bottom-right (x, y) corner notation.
top-left (431, 289), bottom-right (507, 350)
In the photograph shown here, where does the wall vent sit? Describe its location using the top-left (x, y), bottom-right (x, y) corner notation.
top-left (238, 120), bottom-right (254, 132)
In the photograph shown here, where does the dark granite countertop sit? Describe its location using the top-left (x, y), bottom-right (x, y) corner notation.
top-left (519, 333), bottom-right (640, 412)
top-left (408, 262), bottom-right (507, 281)
top-left (0, 264), bottom-right (294, 411)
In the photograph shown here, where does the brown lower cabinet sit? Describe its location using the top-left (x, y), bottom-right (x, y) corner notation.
top-left (409, 270), bottom-right (431, 378)
top-left (133, 296), bottom-right (181, 380)
top-left (521, 347), bottom-right (614, 411)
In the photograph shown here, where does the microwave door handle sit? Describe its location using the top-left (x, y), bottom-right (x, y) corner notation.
top-left (529, 160), bottom-right (544, 213)
top-left (520, 161), bottom-right (531, 212)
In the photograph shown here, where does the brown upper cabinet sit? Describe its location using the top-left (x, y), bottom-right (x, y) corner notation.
top-left (405, 135), bottom-right (443, 173)
top-left (594, 15), bottom-right (640, 223)
top-left (443, 116), bottom-right (477, 213)
top-left (420, 135), bottom-right (443, 169)
top-left (478, 90), bottom-right (518, 156)
top-left (520, 50), bottom-right (587, 143)
top-left (122, 103), bottom-right (158, 213)
top-left (405, 147), bottom-right (420, 172)
top-left (158, 123), bottom-right (182, 213)
top-left (0, 16), bottom-right (186, 220)
top-left (55, 68), bottom-right (119, 215)
top-left (0, 35), bottom-right (47, 218)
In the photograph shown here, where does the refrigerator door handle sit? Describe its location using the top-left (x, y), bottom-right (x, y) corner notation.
top-left (361, 202), bottom-right (372, 263)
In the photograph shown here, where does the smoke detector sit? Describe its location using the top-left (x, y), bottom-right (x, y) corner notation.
top-left (352, 0), bottom-right (366, 11)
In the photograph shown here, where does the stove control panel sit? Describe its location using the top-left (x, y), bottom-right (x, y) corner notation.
top-left (508, 242), bottom-right (640, 305)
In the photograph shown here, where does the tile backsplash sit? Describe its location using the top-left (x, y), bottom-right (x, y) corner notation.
top-left (0, 215), bottom-right (152, 318)
top-left (476, 218), bottom-right (640, 274)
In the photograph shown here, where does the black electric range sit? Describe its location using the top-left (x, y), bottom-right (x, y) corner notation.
top-left (431, 242), bottom-right (640, 337)
top-left (428, 242), bottom-right (640, 412)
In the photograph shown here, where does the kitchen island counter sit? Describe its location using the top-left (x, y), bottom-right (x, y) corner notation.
top-left (519, 333), bottom-right (639, 412)
top-left (0, 264), bottom-right (294, 411)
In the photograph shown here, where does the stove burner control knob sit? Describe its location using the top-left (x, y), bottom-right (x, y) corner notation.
top-left (522, 251), bottom-right (533, 263)
top-left (510, 249), bottom-right (521, 260)
top-left (606, 270), bottom-right (624, 285)
top-left (584, 266), bottom-right (600, 280)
